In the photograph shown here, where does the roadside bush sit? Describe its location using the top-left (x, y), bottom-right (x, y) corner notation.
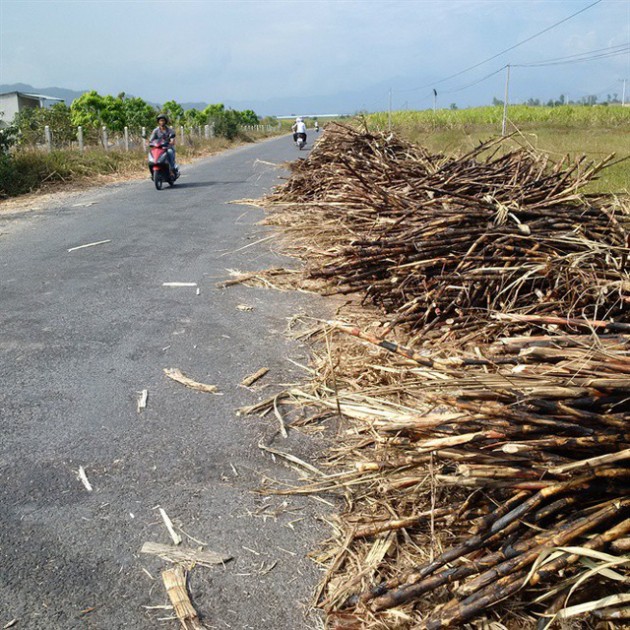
top-left (0, 121), bottom-right (18, 154)
top-left (0, 154), bottom-right (19, 196)
top-left (13, 103), bottom-right (75, 147)
top-left (211, 109), bottom-right (241, 140)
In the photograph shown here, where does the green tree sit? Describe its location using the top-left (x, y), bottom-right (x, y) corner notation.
top-left (70, 90), bottom-right (109, 130)
top-left (202, 103), bottom-right (225, 119)
top-left (161, 100), bottom-right (184, 125)
top-left (183, 108), bottom-right (206, 129)
top-left (122, 97), bottom-right (156, 130)
top-left (213, 109), bottom-right (240, 139)
top-left (71, 91), bottom-right (156, 139)
top-left (42, 102), bottom-right (74, 145)
top-left (237, 109), bottom-right (259, 125)
top-left (13, 107), bottom-right (42, 145)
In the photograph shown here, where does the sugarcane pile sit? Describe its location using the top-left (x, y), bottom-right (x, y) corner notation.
top-left (265, 123), bottom-right (627, 341)
top-left (252, 123), bottom-right (630, 628)
top-left (313, 323), bottom-right (630, 629)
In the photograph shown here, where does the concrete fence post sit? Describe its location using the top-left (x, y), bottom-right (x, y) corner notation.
top-left (77, 126), bottom-right (84, 152)
top-left (179, 125), bottom-right (185, 145)
top-left (102, 126), bottom-right (108, 150)
top-left (141, 127), bottom-right (147, 150)
top-left (124, 127), bottom-right (130, 151)
top-left (44, 126), bottom-right (52, 152)
top-left (209, 122), bottom-right (215, 138)
top-left (204, 124), bottom-right (210, 139)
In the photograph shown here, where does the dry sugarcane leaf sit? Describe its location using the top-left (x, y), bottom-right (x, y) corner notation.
top-left (140, 542), bottom-right (231, 567)
top-left (557, 593), bottom-right (630, 620)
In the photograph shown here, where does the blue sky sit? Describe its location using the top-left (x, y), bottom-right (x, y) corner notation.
top-left (1, 0), bottom-right (629, 114)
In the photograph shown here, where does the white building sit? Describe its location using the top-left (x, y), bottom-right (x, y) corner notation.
top-left (0, 91), bottom-right (64, 127)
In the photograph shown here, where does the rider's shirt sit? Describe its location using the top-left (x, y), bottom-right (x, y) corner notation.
top-left (149, 126), bottom-right (175, 143)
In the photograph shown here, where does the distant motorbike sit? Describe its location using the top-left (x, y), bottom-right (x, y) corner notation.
top-left (148, 141), bottom-right (179, 190)
top-left (295, 132), bottom-right (307, 150)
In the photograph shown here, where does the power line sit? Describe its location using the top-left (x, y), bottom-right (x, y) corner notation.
top-left (399, 0), bottom-right (603, 94)
top-left (441, 66), bottom-right (508, 95)
top-left (515, 43), bottom-right (628, 66)
top-left (515, 45), bottom-right (630, 68)
top-left (415, 44), bottom-right (627, 102)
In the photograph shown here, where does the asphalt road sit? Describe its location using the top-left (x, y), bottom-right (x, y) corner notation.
top-left (0, 134), bottom-right (331, 629)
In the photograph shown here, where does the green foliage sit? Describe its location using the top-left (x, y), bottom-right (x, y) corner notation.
top-left (0, 120), bottom-right (18, 154)
top-left (213, 109), bottom-right (242, 140)
top-left (0, 153), bottom-right (18, 189)
top-left (44, 103), bottom-right (75, 144)
top-left (202, 103), bottom-right (225, 119)
top-left (161, 100), bottom-right (184, 125)
top-left (369, 104), bottom-right (630, 132)
top-left (238, 109), bottom-right (259, 125)
top-left (182, 108), bottom-right (206, 129)
top-left (122, 97), bottom-right (156, 130)
top-left (12, 107), bottom-right (43, 145)
top-left (10, 103), bottom-right (74, 147)
top-left (70, 91), bottom-right (156, 134)
top-left (367, 106), bottom-right (630, 195)
top-left (70, 90), bottom-right (111, 130)
top-left (201, 104), bottom-right (247, 139)
top-left (8, 90), bottom-right (261, 148)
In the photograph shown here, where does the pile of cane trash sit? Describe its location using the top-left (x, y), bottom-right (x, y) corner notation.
top-left (254, 123), bottom-right (630, 628)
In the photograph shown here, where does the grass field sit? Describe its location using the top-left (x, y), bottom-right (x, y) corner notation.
top-left (367, 105), bottom-right (630, 195)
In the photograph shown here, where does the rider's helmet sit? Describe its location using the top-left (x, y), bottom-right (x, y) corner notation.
top-left (156, 113), bottom-right (169, 123)
top-left (296, 116), bottom-right (303, 122)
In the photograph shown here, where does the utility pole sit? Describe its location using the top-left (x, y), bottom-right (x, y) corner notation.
top-left (622, 78), bottom-right (627, 107)
top-left (433, 89), bottom-right (437, 113)
top-left (388, 88), bottom-right (392, 132)
top-left (501, 64), bottom-right (511, 137)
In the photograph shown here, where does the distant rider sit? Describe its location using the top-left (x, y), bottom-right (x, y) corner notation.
top-left (149, 113), bottom-right (177, 175)
top-left (314, 120), bottom-right (319, 132)
top-left (292, 117), bottom-right (307, 144)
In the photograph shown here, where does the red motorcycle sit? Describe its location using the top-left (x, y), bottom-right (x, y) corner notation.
top-left (148, 141), bottom-right (179, 190)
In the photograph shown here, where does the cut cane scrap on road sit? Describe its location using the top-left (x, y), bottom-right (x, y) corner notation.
top-left (67, 239), bottom-right (111, 252)
top-left (163, 368), bottom-right (219, 394)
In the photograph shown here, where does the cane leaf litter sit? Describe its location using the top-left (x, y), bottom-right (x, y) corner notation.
top-left (222, 122), bottom-right (630, 629)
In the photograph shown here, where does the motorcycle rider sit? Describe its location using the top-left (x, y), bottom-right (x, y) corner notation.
top-left (149, 113), bottom-right (177, 176)
top-left (314, 120), bottom-right (319, 133)
top-left (292, 116), bottom-right (307, 144)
